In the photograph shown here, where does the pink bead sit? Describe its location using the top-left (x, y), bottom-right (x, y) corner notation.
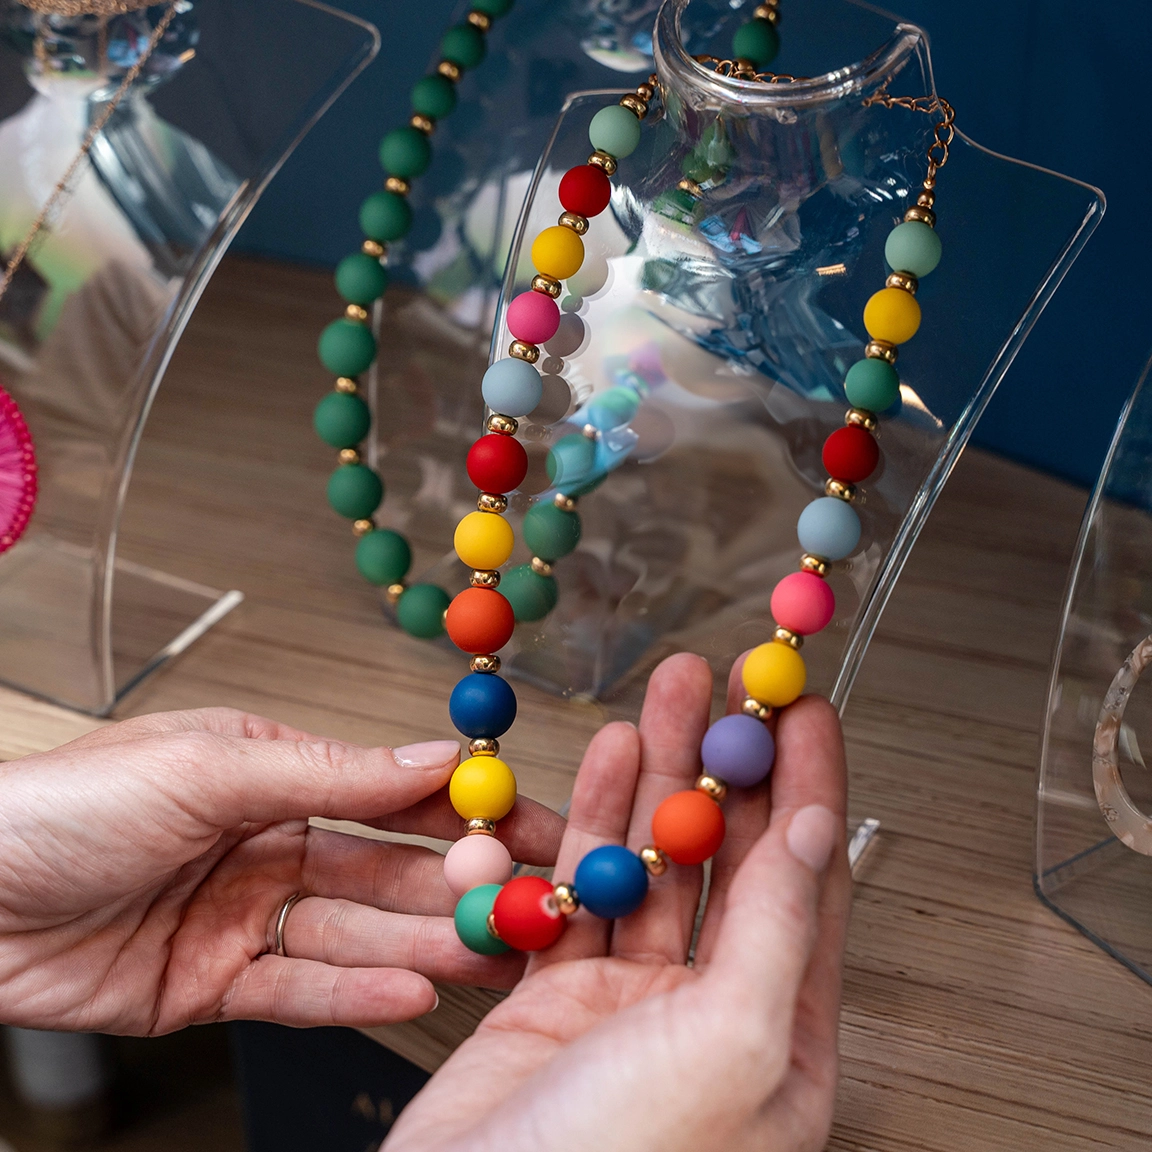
top-left (507, 291), bottom-right (560, 345)
top-left (443, 834), bottom-right (513, 897)
top-left (770, 571), bottom-right (835, 635)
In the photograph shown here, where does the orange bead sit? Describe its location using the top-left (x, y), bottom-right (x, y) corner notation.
top-left (445, 587), bottom-right (515, 654)
top-left (650, 789), bottom-right (725, 865)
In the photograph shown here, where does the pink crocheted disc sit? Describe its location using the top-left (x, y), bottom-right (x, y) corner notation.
top-left (0, 378), bottom-right (37, 554)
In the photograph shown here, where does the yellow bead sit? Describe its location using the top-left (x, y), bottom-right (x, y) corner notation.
top-left (449, 755), bottom-right (517, 820)
top-left (862, 287), bottom-right (921, 344)
top-left (454, 511), bottom-right (514, 570)
top-left (742, 641), bottom-right (806, 708)
top-left (531, 225), bottom-right (584, 281)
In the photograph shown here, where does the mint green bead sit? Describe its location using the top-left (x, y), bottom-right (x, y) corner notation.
top-left (327, 463), bottom-right (383, 520)
top-left (318, 319), bottom-right (376, 377)
top-left (501, 563), bottom-right (558, 622)
top-left (589, 105), bottom-right (641, 159)
top-left (359, 190), bottom-right (412, 243)
top-left (844, 358), bottom-right (900, 412)
top-left (396, 583), bottom-right (451, 639)
top-left (441, 24), bottom-right (486, 70)
top-left (454, 884), bottom-right (510, 955)
top-left (411, 74), bottom-right (457, 120)
top-left (732, 18), bottom-right (779, 67)
top-left (379, 126), bottom-right (432, 179)
top-left (523, 502), bottom-right (581, 562)
top-left (313, 391), bottom-right (371, 448)
top-left (471, 0), bottom-right (513, 15)
top-left (884, 220), bottom-right (942, 278)
top-left (334, 252), bottom-right (389, 305)
top-left (356, 529), bottom-right (411, 586)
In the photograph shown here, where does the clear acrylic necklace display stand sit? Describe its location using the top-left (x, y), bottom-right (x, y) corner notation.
top-left (0, 0), bottom-right (376, 714)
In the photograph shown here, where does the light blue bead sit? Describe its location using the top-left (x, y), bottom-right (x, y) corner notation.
top-left (482, 358), bottom-right (543, 417)
top-left (585, 385), bottom-right (641, 430)
top-left (588, 105), bottom-right (642, 159)
top-left (797, 497), bottom-right (861, 561)
top-left (884, 220), bottom-right (942, 278)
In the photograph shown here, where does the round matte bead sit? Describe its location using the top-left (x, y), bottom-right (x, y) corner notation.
top-left (355, 529), bottom-right (411, 586)
top-left (441, 23), bottom-right (486, 70)
top-left (797, 496), bottom-right (861, 561)
top-left (492, 875), bottom-right (565, 951)
top-left (454, 510), bottom-right (514, 570)
top-left (449, 672), bottom-right (517, 739)
top-left (507, 290), bottom-right (560, 345)
top-left (742, 641), bottom-right (806, 708)
top-left (863, 287), bottom-right (921, 345)
top-left (585, 386), bottom-right (640, 430)
top-left (588, 104), bottom-right (641, 159)
top-left (313, 391), bottom-right (370, 448)
top-left (482, 358), bottom-right (543, 417)
top-left (822, 425), bottom-right (879, 484)
top-left (770, 570), bottom-right (835, 635)
top-left (359, 190), bottom-right (412, 243)
top-left (732, 17), bottom-right (779, 67)
top-left (444, 835), bottom-right (513, 898)
top-left (318, 319), bottom-right (376, 377)
top-left (326, 464), bottom-right (383, 520)
top-left (559, 164), bottom-right (612, 217)
top-left (500, 564), bottom-right (558, 622)
top-left (844, 358), bottom-right (899, 412)
top-left (573, 845), bottom-right (649, 920)
top-left (445, 587), bottom-right (515, 654)
top-left (454, 883), bottom-right (510, 955)
top-left (885, 220), bottom-right (942, 278)
top-left (450, 755), bottom-right (517, 820)
top-left (334, 252), bottom-right (389, 305)
top-left (411, 73), bottom-right (457, 120)
top-left (379, 126), bottom-right (432, 179)
top-left (471, 0), bottom-right (514, 15)
top-left (700, 713), bottom-right (775, 788)
top-left (467, 434), bottom-right (528, 494)
top-left (396, 583), bottom-right (450, 638)
top-left (651, 790), bottom-right (725, 866)
top-left (545, 433), bottom-right (596, 490)
top-left (522, 502), bottom-right (581, 561)
top-left (531, 225), bottom-right (584, 281)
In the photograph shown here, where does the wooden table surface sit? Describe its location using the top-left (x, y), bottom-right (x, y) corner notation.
top-left (4, 256), bottom-right (1150, 1150)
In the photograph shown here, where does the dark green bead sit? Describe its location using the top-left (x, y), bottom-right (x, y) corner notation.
top-left (326, 463), bottom-right (383, 520)
top-left (471, 0), bottom-right (513, 15)
top-left (523, 502), bottom-right (581, 562)
top-left (440, 24), bottom-right (486, 70)
top-left (318, 319), bottom-right (376, 377)
top-left (396, 583), bottom-right (451, 639)
top-left (732, 18), bottom-right (779, 68)
top-left (379, 126), bottom-right (432, 179)
top-left (334, 252), bottom-right (389, 305)
top-left (411, 74), bottom-right (457, 120)
top-left (356, 529), bottom-right (411, 586)
top-left (501, 564), bottom-right (558, 622)
top-left (313, 391), bottom-right (371, 448)
top-left (359, 190), bottom-right (412, 243)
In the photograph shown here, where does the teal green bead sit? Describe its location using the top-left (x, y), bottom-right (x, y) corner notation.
top-left (318, 319), bottom-right (377, 377)
top-left (732, 18), bottom-right (779, 67)
top-left (522, 502), bottom-right (581, 562)
top-left (586, 386), bottom-right (640, 429)
top-left (471, 0), bottom-right (513, 15)
top-left (334, 252), bottom-right (389, 305)
top-left (545, 433), bottom-right (596, 489)
top-left (396, 583), bottom-right (451, 639)
top-left (844, 358), bottom-right (900, 412)
top-left (500, 563), bottom-right (558, 622)
top-left (454, 883), bottom-right (510, 955)
top-left (588, 105), bottom-right (641, 159)
top-left (355, 529), bottom-right (411, 586)
top-left (441, 24), bottom-right (486, 70)
top-left (884, 220), bottom-right (942, 278)
top-left (313, 391), bottom-right (371, 448)
top-left (359, 190), bottom-right (412, 243)
top-left (326, 463), bottom-right (383, 520)
top-left (411, 74), bottom-right (457, 120)
top-left (379, 126), bottom-right (432, 179)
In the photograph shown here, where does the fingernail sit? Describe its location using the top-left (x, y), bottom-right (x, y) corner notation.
top-left (392, 740), bottom-right (460, 769)
top-left (431, 992), bottom-right (440, 1012)
top-left (786, 805), bottom-right (839, 873)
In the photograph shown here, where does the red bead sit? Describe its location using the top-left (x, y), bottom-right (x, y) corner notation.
top-left (651, 790), bottom-right (725, 865)
top-left (822, 425), bottom-right (879, 484)
top-left (445, 587), bottom-right (515, 654)
top-left (558, 164), bottom-right (612, 217)
top-left (491, 875), bottom-right (566, 951)
top-left (467, 434), bottom-right (528, 494)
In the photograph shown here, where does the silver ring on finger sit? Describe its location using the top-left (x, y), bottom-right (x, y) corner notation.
top-left (273, 892), bottom-right (305, 958)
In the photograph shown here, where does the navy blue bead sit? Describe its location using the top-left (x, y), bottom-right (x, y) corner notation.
top-left (573, 845), bottom-right (649, 920)
top-left (448, 673), bottom-right (517, 739)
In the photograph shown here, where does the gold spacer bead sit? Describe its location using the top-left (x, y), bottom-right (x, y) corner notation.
top-left (559, 211), bottom-right (589, 235)
top-left (741, 697), bottom-right (773, 721)
top-left (352, 517), bottom-right (375, 536)
top-left (640, 846), bottom-right (668, 876)
top-left (865, 340), bottom-right (898, 364)
top-left (531, 273), bottom-right (562, 298)
top-left (471, 568), bottom-right (501, 589)
top-left (509, 340), bottom-right (540, 364)
top-left (477, 492), bottom-right (508, 514)
top-left (530, 556), bottom-right (553, 577)
top-left (800, 553), bottom-right (829, 577)
top-left (339, 447), bottom-right (361, 465)
top-left (753, 1), bottom-right (779, 18)
top-left (774, 626), bottom-right (803, 650)
top-left (885, 271), bottom-right (918, 296)
top-left (335, 376), bottom-right (358, 394)
top-left (553, 492), bottom-right (577, 512)
top-left (470, 654), bottom-right (501, 674)
top-left (619, 93), bottom-right (648, 119)
top-left (467, 817), bottom-right (497, 835)
top-left (384, 176), bottom-right (410, 196)
top-left (845, 407), bottom-right (878, 432)
top-left (345, 304), bottom-right (369, 323)
top-left (487, 413), bottom-right (518, 436)
top-left (677, 177), bottom-right (703, 199)
top-left (385, 582), bottom-right (406, 604)
top-left (588, 150), bottom-right (617, 176)
top-left (582, 424), bottom-right (599, 440)
top-left (466, 9), bottom-right (492, 31)
top-left (409, 113), bottom-right (434, 135)
top-left (903, 204), bottom-right (936, 227)
top-left (695, 774), bottom-right (728, 802)
top-left (361, 239), bottom-right (386, 258)
top-left (917, 188), bottom-right (936, 209)
top-left (437, 59), bottom-right (462, 82)
top-left (487, 910), bottom-right (501, 939)
top-left (553, 883), bottom-right (580, 915)
top-left (468, 738), bottom-right (500, 757)
top-left (635, 81), bottom-right (656, 102)
top-left (825, 478), bottom-right (856, 501)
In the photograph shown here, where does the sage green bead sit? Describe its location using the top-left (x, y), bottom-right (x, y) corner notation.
top-left (732, 18), bottom-right (779, 67)
top-left (501, 563), bottom-right (558, 622)
top-left (313, 391), bottom-right (371, 448)
top-left (356, 529), bottom-right (412, 586)
top-left (441, 24), bottom-right (486, 70)
top-left (334, 252), bottom-right (389, 305)
top-left (359, 190), bottom-right (412, 243)
top-left (588, 104), bottom-right (641, 159)
top-left (523, 502), bottom-right (581, 562)
top-left (396, 583), bottom-right (451, 639)
top-left (379, 126), bottom-right (432, 179)
top-left (844, 358), bottom-right (900, 413)
top-left (454, 883), bottom-right (510, 955)
top-left (327, 463), bottom-right (383, 520)
top-left (884, 220), bottom-right (942, 278)
top-left (471, 0), bottom-right (513, 15)
top-left (411, 74), bottom-right (457, 120)
top-left (318, 319), bottom-right (376, 377)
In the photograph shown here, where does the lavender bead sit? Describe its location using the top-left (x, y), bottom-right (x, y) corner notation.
top-left (700, 714), bottom-right (775, 788)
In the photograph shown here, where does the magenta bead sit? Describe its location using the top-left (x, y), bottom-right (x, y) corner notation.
top-left (770, 571), bottom-right (835, 636)
top-left (507, 291), bottom-right (560, 345)
top-left (443, 834), bottom-right (513, 897)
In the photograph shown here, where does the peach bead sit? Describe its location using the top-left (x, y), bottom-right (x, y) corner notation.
top-left (770, 571), bottom-right (835, 636)
top-left (507, 291), bottom-right (560, 345)
top-left (443, 834), bottom-right (513, 897)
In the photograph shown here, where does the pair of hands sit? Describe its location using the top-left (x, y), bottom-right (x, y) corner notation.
top-left (0, 653), bottom-right (850, 1151)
